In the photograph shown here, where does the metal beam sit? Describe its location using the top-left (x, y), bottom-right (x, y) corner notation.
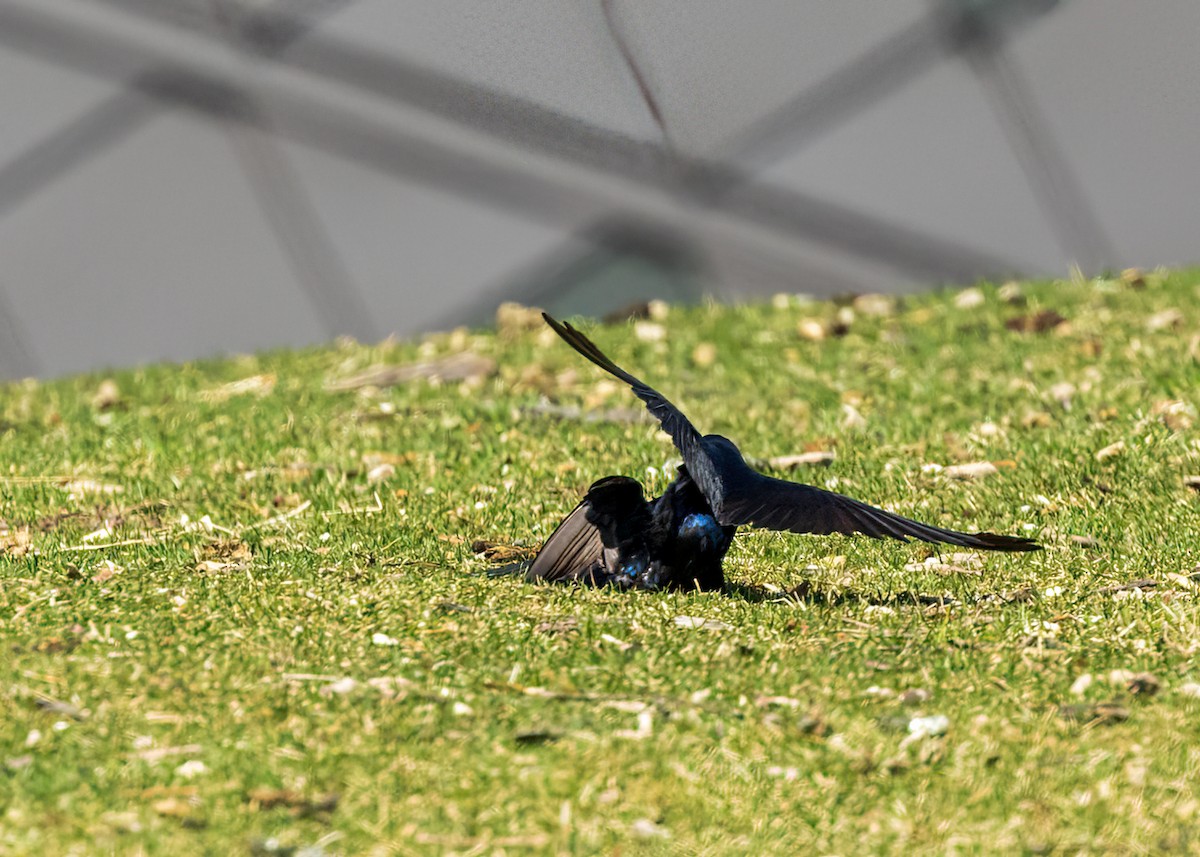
top-left (47, 0), bottom-right (1024, 282)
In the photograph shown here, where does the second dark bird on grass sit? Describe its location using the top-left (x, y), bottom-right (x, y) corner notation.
top-left (517, 313), bottom-right (1040, 592)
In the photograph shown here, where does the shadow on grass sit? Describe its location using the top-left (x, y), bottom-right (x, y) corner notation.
top-left (476, 546), bottom-right (1053, 609)
top-left (723, 578), bottom-right (1040, 609)
top-left (479, 557), bottom-right (1044, 610)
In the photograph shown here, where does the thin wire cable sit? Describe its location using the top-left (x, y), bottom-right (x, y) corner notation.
top-left (600, 0), bottom-right (674, 152)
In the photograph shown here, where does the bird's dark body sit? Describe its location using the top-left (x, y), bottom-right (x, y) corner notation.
top-left (524, 469), bottom-right (734, 591)
top-left (518, 314), bottom-right (1040, 591)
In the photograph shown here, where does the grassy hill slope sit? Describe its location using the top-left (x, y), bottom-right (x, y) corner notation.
top-left (2, 269), bottom-right (1198, 854)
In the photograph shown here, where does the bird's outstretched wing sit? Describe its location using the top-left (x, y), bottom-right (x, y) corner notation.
top-left (542, 314), bottom-right (703, 461)
top-left (719, 472), bottom-right (1041, 551)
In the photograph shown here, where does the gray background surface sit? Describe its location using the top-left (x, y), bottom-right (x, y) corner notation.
top-left (1, 0), bottom-right (1197, 378)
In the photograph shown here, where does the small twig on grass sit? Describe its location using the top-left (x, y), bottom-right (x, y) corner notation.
top-left (281, 673), bottom-right (345, 683)
top-left (128, 744), bottom-right (204, 763)
top-left (321, 492), bottom-right (383, 519)
top-left (0, 475), bottom-right (103, 485)
top-left (483, 680), bottom-right (733, 718)
top-left (60, 536), bottom-right (161, 552)
top-left (520, 401), bottom-right (648, 425)
top-left (242, 500), bottom-right (313, 531)
top-left (10, 591), bottom-right (57, 623)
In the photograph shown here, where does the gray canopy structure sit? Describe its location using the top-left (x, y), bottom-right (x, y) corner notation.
top-left (1, 0), bottom-right (1197, 378)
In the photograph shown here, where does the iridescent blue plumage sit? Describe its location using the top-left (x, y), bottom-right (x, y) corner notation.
top-left (679, 513), bottom-right (727, 548)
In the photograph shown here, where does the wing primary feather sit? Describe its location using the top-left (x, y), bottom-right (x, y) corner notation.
top-left (542, 314), bottom-right (704, 459)
top-left (722, 473), bottom-right (1040, 551)
top-left (525, 500), bottom-right (604, 582)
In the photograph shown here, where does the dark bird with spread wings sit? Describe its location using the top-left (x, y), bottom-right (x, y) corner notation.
top-left (519, 313), bottom-right (1040, 592)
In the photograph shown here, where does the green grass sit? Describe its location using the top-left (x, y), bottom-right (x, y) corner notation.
top-left (2, 269), bottom-right (1199, 855)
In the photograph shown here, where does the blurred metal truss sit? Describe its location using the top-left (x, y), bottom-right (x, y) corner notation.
top-left (0, 0), bottom-right (1113, 376)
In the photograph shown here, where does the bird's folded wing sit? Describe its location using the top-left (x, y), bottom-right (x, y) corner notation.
top-left (525, 500), bottom-right (606, 582)
top-left (581, 475), bottom-right (652, 544)
top-left (718, 473), bottom-right (1041, 551)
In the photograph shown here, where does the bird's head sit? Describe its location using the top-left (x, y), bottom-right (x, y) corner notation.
top-left (702, 434), bottom-right (745, 464)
